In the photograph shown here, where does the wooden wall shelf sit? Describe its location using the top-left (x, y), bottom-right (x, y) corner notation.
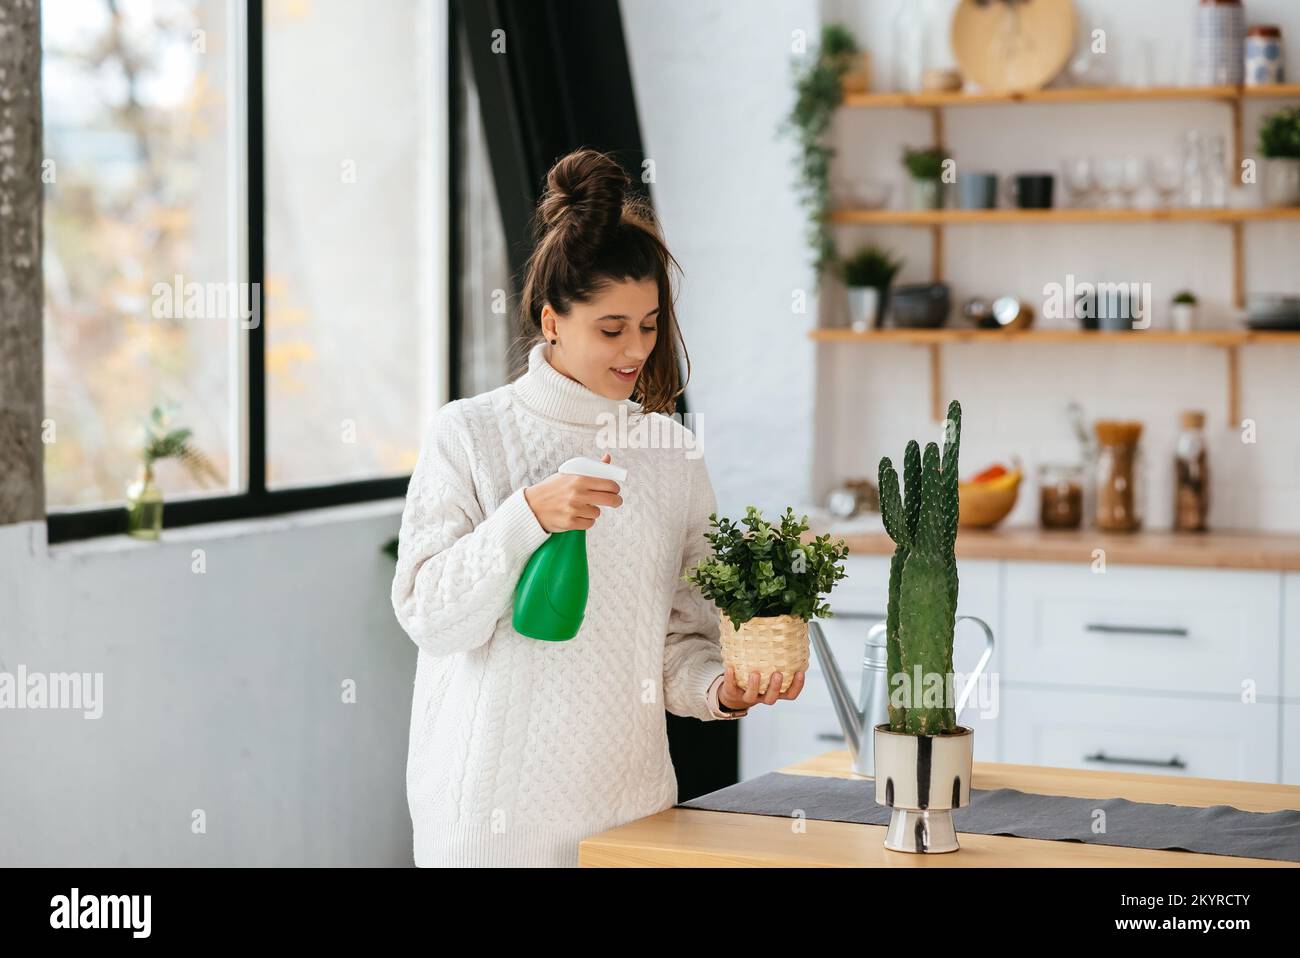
top-left (834, 82), bottom-right (1300, 302)
top-left (826, 82), bottom-right (1300, 426)
top-left (830, 207), bottom-right (1300, 226)
top-left (841, 83), bottom-right (1300, 110)
top-left (808, 327), bottom-right (1300, 426)
top-left (808, 328), bottom-right (1298, 345)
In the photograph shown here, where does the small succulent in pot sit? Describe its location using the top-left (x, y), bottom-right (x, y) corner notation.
top-left (838, 245), bottom-right (904, 330)
top-left (684, 507), bottom-right (848, 694)
top-left (1257, 107), bottom-right (1300, 206)
top-left (901, 145), bottom-right (950, 209)
top-left (1171, 290), bottom-right (1198, 332)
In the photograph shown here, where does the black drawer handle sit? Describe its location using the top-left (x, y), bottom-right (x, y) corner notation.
top-left (817, 732), bottom-right (847, 742)
top-left (1085, 623), bottom-right (1189, 637)
top-left (1084, 750), bottom-right (1187, 769)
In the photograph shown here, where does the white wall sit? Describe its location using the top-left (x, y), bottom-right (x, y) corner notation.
top-left (0, 506), bottom-right (414, 866)
top-left (815, 0), bottom-right (1300, 531)
top-left (620, 0), bottom-right (821, 520)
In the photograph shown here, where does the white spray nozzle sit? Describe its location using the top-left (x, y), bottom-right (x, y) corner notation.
top-left (557, 456), bottom-right (627, 484)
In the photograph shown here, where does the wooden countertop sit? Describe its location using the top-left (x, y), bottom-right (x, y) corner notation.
top-left (802, 525), bottom-right (1300, 572)
top-left (579, 751), bottom-right (1300, 867)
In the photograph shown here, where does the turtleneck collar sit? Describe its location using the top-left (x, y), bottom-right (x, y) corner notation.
top-left (510, 340), bottom-right (644, 428)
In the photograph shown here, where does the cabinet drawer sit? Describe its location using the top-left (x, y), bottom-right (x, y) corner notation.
top-left (1285, 705), bottom-right (1300, 786)
top-left (1002, 686), bottom-right (1280, 783)
top-left (1285, 574), bottom-right (1300, 700)
top-left (1003, 562), bottom-right (1281, 696)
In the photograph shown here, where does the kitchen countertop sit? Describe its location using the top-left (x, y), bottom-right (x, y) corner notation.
top-left (578, 751), bottom-right (1300, 867)
top-left (802, 524), bottom-right (1300, 572)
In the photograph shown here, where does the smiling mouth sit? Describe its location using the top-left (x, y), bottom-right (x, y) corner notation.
top-left (611, 365), bottom-right (640, 381)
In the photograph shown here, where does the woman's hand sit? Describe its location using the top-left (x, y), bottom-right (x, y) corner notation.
top-left (718, 665), bottom-right (805, 711)
top-left (523, 453), bottom-right (624, 533)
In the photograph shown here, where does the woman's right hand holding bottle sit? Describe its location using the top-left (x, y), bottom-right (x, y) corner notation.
top-left (523, 453), bottom-right (623, 533)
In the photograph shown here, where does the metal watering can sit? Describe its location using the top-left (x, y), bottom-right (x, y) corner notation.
top-left (808, 612), bottom-right (995, 777)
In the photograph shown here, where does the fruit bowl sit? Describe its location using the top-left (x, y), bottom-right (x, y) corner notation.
top-left (958, 465), bottom-right (1021, 529)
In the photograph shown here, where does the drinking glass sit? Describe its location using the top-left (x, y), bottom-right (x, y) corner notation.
top-left (1153, 156), bottom-right (1182, 207)
top-left (1095, 157), bottom-right (1125, 208)
top-left (1120, 155), bottom-right (1148, 207)
top-left (1063, 157), bottom-right (1094, 208)
top-left (1182, 131), bottom-right (1206, 207)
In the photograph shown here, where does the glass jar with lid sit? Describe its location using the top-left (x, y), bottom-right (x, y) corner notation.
top-left (1173, 410), bottom-right (1209, 532)
top-left (1038, 463), bottom-right (1085, 530)
top-left (1094, 420), bottom-right (1144, 532)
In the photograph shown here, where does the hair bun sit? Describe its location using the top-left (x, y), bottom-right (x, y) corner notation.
top-left (537, 148), bottom-right (629, 260)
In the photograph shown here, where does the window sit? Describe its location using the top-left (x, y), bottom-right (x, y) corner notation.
top-left (42, 0), bottom-right (240, 510)
top-left (43, 0), bottom-right (449, 541)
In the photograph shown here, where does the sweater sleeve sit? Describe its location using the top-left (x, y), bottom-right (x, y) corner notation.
top-left (390, 402), bottom-right (551, 658)
top-left (663, 453), bottom-right (732, 721)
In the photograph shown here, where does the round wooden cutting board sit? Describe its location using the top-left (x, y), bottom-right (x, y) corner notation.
top-left (951, 0), bottom-right (1077, 93)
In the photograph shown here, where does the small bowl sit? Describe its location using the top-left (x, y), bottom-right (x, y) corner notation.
top-left (958, 472), bottom-right (1021, 529)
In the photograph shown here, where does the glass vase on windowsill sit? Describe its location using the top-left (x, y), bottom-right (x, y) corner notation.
top-left (124, 403), bottom-right (223, 541)
top-left (126, 465), bottom-right (165, 540)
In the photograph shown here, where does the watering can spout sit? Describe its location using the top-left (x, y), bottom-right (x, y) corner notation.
top-left (809, 614), bottom-right (996, 779)
top-left (808, 619), bottom-right (866, 760)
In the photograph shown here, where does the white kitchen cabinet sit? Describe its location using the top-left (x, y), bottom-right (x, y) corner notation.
top-left (1284, 705), bottom-right (1300, 785)
top-left (1284, 574), bottom-right (1300, 701)
top-left (1002, 561), bottom-right (1282, 698)
top-left (1002, 686), bottom-right (1280, 783)
top-left (739, 556), bottom-right (1003, 780)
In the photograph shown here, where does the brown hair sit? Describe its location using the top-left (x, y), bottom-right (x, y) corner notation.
top-left (516, 147), bottom-right (688, 415)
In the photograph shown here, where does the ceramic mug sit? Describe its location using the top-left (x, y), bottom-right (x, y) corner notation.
top-left (1004, 173), bottom-right (1055, 209)
top-left (959, 172), bottom-right (998, 209)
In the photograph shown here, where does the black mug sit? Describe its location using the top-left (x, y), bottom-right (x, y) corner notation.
top-left (1003, 173), bottom-right (1054, 209)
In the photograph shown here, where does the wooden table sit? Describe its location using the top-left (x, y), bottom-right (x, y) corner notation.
top-left (579, 751), bottom-right (1300, 867)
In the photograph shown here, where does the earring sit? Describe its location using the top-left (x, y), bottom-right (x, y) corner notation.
top-left (550, 338), bottom-right (557, 345)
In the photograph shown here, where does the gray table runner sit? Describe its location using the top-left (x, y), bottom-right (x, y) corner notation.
top-left (679, 771), bottom-right (1300, 863)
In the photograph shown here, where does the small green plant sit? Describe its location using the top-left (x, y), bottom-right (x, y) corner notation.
top-left (902, 145), bottom-right (949, 181)
top-left (878, 399), bottom-right (962, 736)
top-left (779, 23), bottom-right (860, 283)
top-left (138, 403), bottom-right (221, 484)
top-left (1258, 106), bottom-right (1300, 159)
top-left (839, 245), bottom-right (903, 289)
top-left (1172, 290), bottom-right (1197, 305)
top-left (684, 506), bottom-right (849, 629)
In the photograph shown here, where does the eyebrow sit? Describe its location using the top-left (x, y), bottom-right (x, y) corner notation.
top-left (594, 307), bottom-right (660, 322)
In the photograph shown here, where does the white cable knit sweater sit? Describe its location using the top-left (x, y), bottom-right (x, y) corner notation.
top-left (390, 340), bottom-right (740, 868)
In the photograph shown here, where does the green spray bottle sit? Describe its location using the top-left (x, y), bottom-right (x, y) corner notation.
top-left (512, 456), bottom-right (628, 642)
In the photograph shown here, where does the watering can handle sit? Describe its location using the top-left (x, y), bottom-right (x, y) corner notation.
top-left (953, 614), bottom-right (995, 719)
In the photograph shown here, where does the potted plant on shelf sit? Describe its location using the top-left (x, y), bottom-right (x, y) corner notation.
top-left (1258, 106), bottom-right (1300, 206)
top-left (874, 399), bottom-right (974, 853)
top-left (126, 403), bottom-right (223, 539)
top-left (684, 506), bottom-right (848, 697)
top-left (1171, 290), bottom-right (1198, 332)
top-left (780, 23), bottom-right (860, 284)
top-left (839, 245), bottom-right (904, 331)
top-left (902, 145), bottom-right (950, 209)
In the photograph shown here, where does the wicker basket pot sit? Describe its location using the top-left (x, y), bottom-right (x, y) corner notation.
top-left (718, 612), bottom-right (809, 695)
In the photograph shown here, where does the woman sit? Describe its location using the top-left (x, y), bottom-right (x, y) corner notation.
top-left (390, 148), bottom-right (805, 868)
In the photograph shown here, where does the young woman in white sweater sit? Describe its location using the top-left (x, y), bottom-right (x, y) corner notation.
top-left (390, 148), bottom-right (805, 867)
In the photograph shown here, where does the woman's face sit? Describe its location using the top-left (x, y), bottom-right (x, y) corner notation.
top-left (541, 277), bottom-right (659, 400)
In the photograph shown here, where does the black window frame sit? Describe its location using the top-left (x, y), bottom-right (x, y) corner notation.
top-left (45, 0), bottom-right (454, 544)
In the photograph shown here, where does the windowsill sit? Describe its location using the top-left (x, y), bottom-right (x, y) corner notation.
top-left (45, 497), bottom-right (405, 559)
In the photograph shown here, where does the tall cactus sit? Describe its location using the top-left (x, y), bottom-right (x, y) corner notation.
top-left (878, 400), bottom-right (962, 735)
